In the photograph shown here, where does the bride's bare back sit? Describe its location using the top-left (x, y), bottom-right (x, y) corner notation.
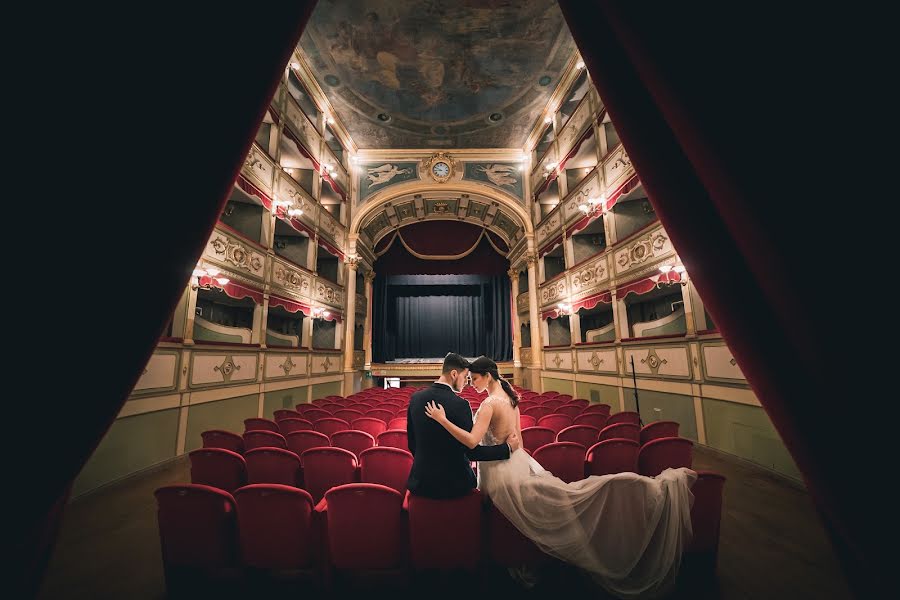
top-left (476, 391), bottom-right (521, 446)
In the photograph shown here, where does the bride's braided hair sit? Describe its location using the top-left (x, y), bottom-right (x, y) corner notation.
top-left (469, 356), bottom-right (519, 408)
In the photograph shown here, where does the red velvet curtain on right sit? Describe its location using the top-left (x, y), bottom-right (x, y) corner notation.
top-left (558, 2), bottom-right (875, 595)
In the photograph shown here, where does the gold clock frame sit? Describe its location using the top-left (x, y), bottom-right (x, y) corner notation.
top-left (424, 152), bottom-right (456, 183)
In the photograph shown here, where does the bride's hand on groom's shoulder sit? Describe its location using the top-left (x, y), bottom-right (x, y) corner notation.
top-left (424, 401), bottom-right (447, 424)
top-left (507, 432), bottom-right (521, 452)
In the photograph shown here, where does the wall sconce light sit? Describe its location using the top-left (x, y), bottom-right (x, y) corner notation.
top-left (192, 265), bottom-right (230, 290)
top-left (659, 262), bottom-right (688, 286)
top-left (290, 62), bottom-right (299, 70)
top-left (544, 116), bottom-right (553, 125)
top-left (312, 306), bottom-right (330, 320)
top-left (272, 197), bottom-right (303, 219)
top-left (576, 60), bottom-right (585, 70)
top-left (557, 302), bottom-right (573, 316)
top-left (578, 193), bottom-right (607, 216)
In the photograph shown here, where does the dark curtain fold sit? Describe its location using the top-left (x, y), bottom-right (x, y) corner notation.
top-left (558, 1), bottom-right (872, 594)
top-left (373, 275), bottom-right (511, 361)
top-left (17, 3), bottom-right (318, 595)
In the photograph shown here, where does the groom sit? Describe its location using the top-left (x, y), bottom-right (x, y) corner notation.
top-left (407, 352), bottom-right (520, 498)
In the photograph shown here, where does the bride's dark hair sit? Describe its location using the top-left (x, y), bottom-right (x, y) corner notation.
top-left (468, 356), bottom-right (519, 408)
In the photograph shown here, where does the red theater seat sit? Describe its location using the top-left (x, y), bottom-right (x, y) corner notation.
top-left (189, 448), bottom-right (247, 493)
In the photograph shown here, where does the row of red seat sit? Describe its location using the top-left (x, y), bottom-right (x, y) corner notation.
top-left (156, 473), bottom-right (726, 592)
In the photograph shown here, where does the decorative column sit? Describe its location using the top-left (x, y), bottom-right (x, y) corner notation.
top-left (612, 290), bottom-right (627, 341)
top-left (680, 277), bottom-right (698, 335)
top-left (526, 250), bottom-right (544, 391)
top-left (182, 283), bottom-right (200, 345)
top-left (508, 268), bottom-right (521, 370)
top-left (342, 256), bottom-right (359, 393)
top-left (252, 296), bottom-right (269, 346)
top-left (362, 270), bottom-right (376, 385)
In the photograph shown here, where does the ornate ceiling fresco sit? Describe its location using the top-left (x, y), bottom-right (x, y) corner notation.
top-left (299, 0), bottom-right (577, 149)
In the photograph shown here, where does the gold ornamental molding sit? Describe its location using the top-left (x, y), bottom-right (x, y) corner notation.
top-left (423, 152), bottom-right (458, 183)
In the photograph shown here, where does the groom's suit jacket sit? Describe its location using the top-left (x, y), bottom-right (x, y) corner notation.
top-left (407, 382), bottom-right (510, 499)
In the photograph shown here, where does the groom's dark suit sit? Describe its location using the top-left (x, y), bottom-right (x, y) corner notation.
top-left (407, 382), bottom-right (510, 499)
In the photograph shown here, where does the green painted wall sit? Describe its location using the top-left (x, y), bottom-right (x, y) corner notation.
top-left (264, 386), bottom-right (308, 418)
top-left (541, 377), bottom-right (575, 395)
top-left (311, 380), bottom-right (342, 400)
top-left (575, 381), bottom-right (620, 408)
top-left (72, 408), bottom-right (179, 497)
top-left (193, 320), bottom-right (247, 343)
top-left (622, 388), bottom-right (698, 441)
top-left (702, 398), bottom-right (801, 481)
top-left (185, 394), bottom-right (259, 452)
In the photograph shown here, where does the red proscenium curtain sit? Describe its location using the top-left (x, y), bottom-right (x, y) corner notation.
top-left (16, 3), bottom-right (319, 595)
top-left (558, 1), bottom-right (873, 594)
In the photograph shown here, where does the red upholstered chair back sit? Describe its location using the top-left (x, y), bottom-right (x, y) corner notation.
top-left (583, 403), bottom-right (611, 415)
top-left (598, 422), bottom-right (640, 443)
top-left (277, 418), bottom-right (314, 435)
top-left (556, 425), bottom-right (602, 449)
top-left (242, 430), bottom-right (287, 451)
top-left (523, 406), bottom-right (552, 421)
top-left (408, 489), bottom-right (482, 569)
top-left (244, 447), bottom-right (302, 487)
top-left (286, 430), bottom-right (330, 461)
top-left (301, 447), bottom-right (358, 503)
top-left (556, 404), bottom-right (586, 419)
top-left (521, 426), bottom-right (557, 453)
top-left (314, 417), bottom-right (351, 439)
top-left (322, 483), bottom-right (404, 569)
top-left (537, 414), bottom-right (574, 433)
top-left (519, 414), bottom-right (537, 429)
top-left (359, 447), bottom-right (413, 494)
top-left (353, 417), bottom-right (389, 438)
top-left (585, 439), bottom-right (639, 476)
top-left (607, 411), bottom-right (641, 426)
top-left (244, 417), bottom-right (280, 433)
top-left (189, 448), bottom-right (247, 493)
top-left (387, 417), bottom-right (408, 431)
top-left (155, 484), bottom-right (237, 570)
top-left (321, 403), bottom-right (344, 414)
top-left (687, 471), bottom-right (727, 564)
top-left (273, 409), bottom-right (303, 422)
top-left (331, 430), bottom-right (376, 459)
top-left (365, 409), bottom-right (395, 424)
top-left (201, 429), bottom-right (244, 454)
top-left (640, 420), bottom-right (681, 445)
top-left (574, 412), bottom-right (609, 430)
top-left (334, 409), bottom-right (365, 423)
top-left (486, 502), bottom-right (549, 567)
top-left (376, 429), bottom-right (408, 450)
top-left (542, 400), bottom-right (565, 411)
top-left (302, 408), bottom-right (332, 422)
top-left (234, 484), bottom-right (317, 569)
top-left (638, 437), bottom-right (694, 476)
top-left (568, 398), bottom-right (590, 409)
top-left (532, 442), bottom-right (586, 483)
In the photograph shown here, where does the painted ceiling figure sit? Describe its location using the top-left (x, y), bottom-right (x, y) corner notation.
top-left (366, 163), bottom-right (412, 187)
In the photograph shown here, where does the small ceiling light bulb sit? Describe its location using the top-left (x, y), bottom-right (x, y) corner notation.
top-left (673, 265), bottom-right (687, 274)
top-left (544, 116), bottom-right (553, 124)
top-left (215, 277), bottom-right (230, 285)
top-left (288, 208), bottom-right (303, 217)
top-left (192, 268), bottom-right (207, 277)
top-left (576, 60), bottom-right (585, 70)
top-left (659, 265), bottom-right (673, 273)
top-left (206, 267), bottom-right (220, 277)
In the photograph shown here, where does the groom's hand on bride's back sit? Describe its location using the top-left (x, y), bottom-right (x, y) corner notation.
top-left (507, 433), bottom-right (521, 453)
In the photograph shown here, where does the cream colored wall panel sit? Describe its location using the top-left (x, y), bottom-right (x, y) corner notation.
top-left (314, 279), bottom-right (344, 309)
top-left (133, 352), bottom-right (178, 392)
top-left (603, 145), bottom-right (634, 191)
top-left (520, 347), bottom-right (533, 365)
top-left (540, 276), bottom-right (569, 308)
top-left (702, 343), bottom-right (747, 381)
top-left (543, 349), bottom-right (573, 371)
top-left (558, 98), bottom-right (592, 159)
top-left (275, 173), bottom-right (317, 220)
top-left (118, 393), bottom-right (181, 418)
top-left (568, 254), bottom-right (610, 299)
top-left (205, 227), bottom-right (266, 279)
top-left (535, 211), bottom-right (561, 247)
top-left (576, 348), bottom-right (618, 374)
top-left (562, 172), bottom-right (602, 223)
top-left (623, 345), bottom-right (690, 378)
top-left (284, 101), bottom-right (321, 161)
top-left (310, 353), bottom-right (341, 375)
top-left (516, 291), bottom-right (529, 314)
top-left (613, 224), bottom-right (675, 275)
top-left (190, 353), bottom-right (259, 387)
top-left (271, 256), bottom-right (313, 297)
top-left (265, 353), bottom-right (308, 379)
top-left (242, 144), bottom-right (275, 192)
top-left (318, 209), bottom-right (345, 248)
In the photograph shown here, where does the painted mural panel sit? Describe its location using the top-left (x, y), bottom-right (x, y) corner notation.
top-left (463, 162), bottom-right (524, 201)
top-left (357, 161), bottom-right (419, 204)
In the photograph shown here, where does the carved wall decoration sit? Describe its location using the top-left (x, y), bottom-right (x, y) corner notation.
top-left (544, 350), bottom-right (573, 371)
top-left (242, 144), bottom-right (274, 191)
top-left (520, 347), bottom-right (533, 364)
top-left (272, 259), bottom-right (311, 293)
top-left (540, 278), bottom-right (568, 307)
top-left (623, 346), bottom-right (690, 378)
top-left (576, 348), bottom-right (617, 373)
top-left (133, 352), bottom-right (179, 392)
top-left (569, 256), bottom-right (609, 294)
top-left (264, 352), bottom-right (309, 379)
top-left (604, 146), bottom-right (633, 189)
top-left (206, 230), bottom-right (266, 278)
top-left (537, 214), bottom-right (560, 245)
top-left (191, 353), bottom-right (258, 387)
top-left (516, 291), bottom-right (530, 314)
top-left (613, 225), bottom-right (673, 275)
top-left (315, 281), bottom-right (344, 307)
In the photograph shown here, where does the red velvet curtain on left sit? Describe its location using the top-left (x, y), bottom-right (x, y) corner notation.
top-left (16, 3), bottom-right (318, 595)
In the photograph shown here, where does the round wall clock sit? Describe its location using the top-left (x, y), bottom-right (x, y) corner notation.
top-left (432, 161), bottom-right (450, 179)
top-left (426, 152), bottom-right (455, 183)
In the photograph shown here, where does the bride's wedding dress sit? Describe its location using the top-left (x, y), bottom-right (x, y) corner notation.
top-left (476, 396), bottom-right (697, 599)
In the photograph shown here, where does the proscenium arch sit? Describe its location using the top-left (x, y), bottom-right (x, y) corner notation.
top-left (349, 180), bottom-right (535, 253)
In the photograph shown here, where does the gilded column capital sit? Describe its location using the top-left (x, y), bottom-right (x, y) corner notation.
top-left (364, 270), bottom-right (377, 284)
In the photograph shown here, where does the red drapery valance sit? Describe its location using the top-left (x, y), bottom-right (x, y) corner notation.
top-left (572, 290), bottom-right (613, 311)
top-left (268, 294), bottom-right (311, 316)
top-left (535, 125), bottom-right (596, 197)
top-left (318, 236), bottom-right (344, 261)
top-left (615, 272), bottom-right (682, 299)
top-left (538, 234), bottom-right (564, 257)
top-left (236, 174), bottom-right (273, 209)
top-left (282, 126), bottom-right (320, 170)
top-left (322, 172), bottom-right (346, 202)
top-left (566, 173), bottom-right (641, 237)
top-left (198, 276), bottom-right (264, 304)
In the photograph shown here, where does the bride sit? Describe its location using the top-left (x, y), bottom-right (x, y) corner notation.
top-left (424, 356), bottom-right (697, 599)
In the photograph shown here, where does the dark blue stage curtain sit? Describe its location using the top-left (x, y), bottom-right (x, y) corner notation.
top-left (373, 274), bottom-right (512, 362)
